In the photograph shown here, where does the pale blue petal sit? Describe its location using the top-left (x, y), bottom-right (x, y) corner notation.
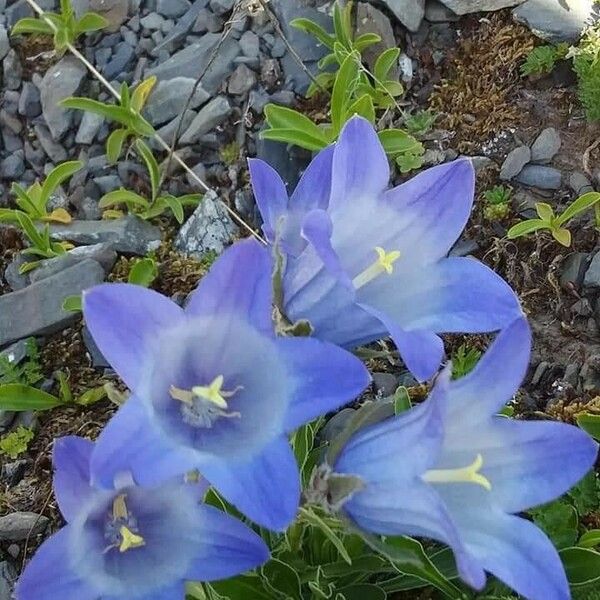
top-left (277, 337), bottom-right (370, 431)
top-left (291, 144), bottom-right (334, 210)
top-left (329, 116), bottom-right (389, 212)
top-left (105, 582), bottom-right (184, 600)
top-left (83, 284), bottom-right (184, 390)
top-left (248, 158), bottom-right (288, 242)
top-left (16, 528), bottom-right (98, 600)
top-left (199, 436), bottom-right (300, 531)
top-left (185, 239), bottom-right (274, 337)
top-left (52, 436), bottom-right (93, 522)
top-left (184, 504), bottom-right (269, 581)
top-left (90, 397), bottom-right (198, 489)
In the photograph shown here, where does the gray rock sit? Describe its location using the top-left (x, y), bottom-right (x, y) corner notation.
top-left (152, 0), bottom-right (208, 54)
top-left (40, 56), bottom-right (87, 140)
top-left (0, 25), bottom-right (9, 61)
top-left (157, 0), bottom-right (190, 18)
top-left (147, 34), bottom-right (240, 95)
top-left (569, 171), bottom-right (594, 195)
top-left (3, 49), bottom-right (22, 90)
top-left (0, 153), bottom-right (25, 179)
top-left (499, 146), bottom-right (531, 180)
top-left (561, 252), bottom-right (589, 290)
top-left (440, 0), bottom-right (525, 14)
top-left (450, 237), bottom-right (480, 257)
top-left (75, 112), bottom-right (104, 145)
top-left (239, 30), bottom-right (260, 58)
top-left (380, 0), bottom-right (425, 31)
top-left (6, 0), bottom-right (33, 27)
top-left (256, 135), bottom-right (310, 190)
top-left (515, 165), bottom-right (562, 190)
top-left (356, 3), bottom-right (399, 78)
top-left (511, 189), bottom-right (538, 217)
top-left (149, 110), bottom-right (196, 151)
top-left (174, 190), bottom-right (238, 257)
top-left (530, 127), bottom-right (561, 164)
top-left (82, 325), bottom-right (109, 368)
top-left (144, 78), bottom-right (210, 126)
top-left (228, 64), bottom-right (257, 95)
top-left (425, 0), bottom-right (460, 21)
top-left (49, 216), bottom-right (161, 255)
top-left (372, 372), bottom-right (398, 397)
top-left (209, 0), bottom-right (233, 15)
top-left (580, 354), bottom-right (600, 392)
top-left (140, 11), bottom-right (164, 29)
top-left (584, 251), bottom-right (600, 289)
top-left (563, 362), bottom-right (580, 387)
top-left (102, 42), bottom-right (135, 80)
top-left (0, 260), bottom-right (105, 347)
top-left (33, 124), bottom-right (68, 163)
top-left (513, 0), bottom-right (594, 43)
top-left (319, 408), bottom-right (357, 444)
top-left (0, 512), bottom-right (49, 541)
top-left (18, 82), bottom-right (41, 118)
top-left (0, 561), bottom-right (16, 600)
top-left (180, 96), bottom-right (231, 144)
top-left (468, 155), bottom-right (496, 173)
top-left (0, 339), bottom-right (31, 367)
top-left (90, 0), bottom-right (129, 31)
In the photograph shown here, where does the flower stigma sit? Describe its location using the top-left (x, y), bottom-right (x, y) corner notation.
top-left (352, 247), bottom-right (401, 289)
top-left (170, 375), bottom-right (242, 428)
top-left (104, 494), bottom-right (146, 554)
top-left (422, 454), bottom-right (491, 491)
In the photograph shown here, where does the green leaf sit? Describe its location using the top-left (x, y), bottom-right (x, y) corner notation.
top-left (264, 104), bottom-right (329, 145)
top-left (577, 413), bottom-right (600, 440)
top-left (333, 1), bottom-right (351, 50)
top-left (261, 558), bottom-right (302, 599)
top-left (531, 502), bottom-right (578, 549)
top-left (106, 127), bottom-right (129, 163)
top-left (162, 195), bottom-right (185, 224)
top-left (62, 294), bottom-right (82, 312)
top-left (19, 261), bottom-right (41, 275)
top-left (177, 194), bottom-right (202, 207)
top-left (11, 18), bottom-right (55, 35)
top-left (346, 94), bottom-right (375, 124)
top-left (396, 153), bottom-right (424, 173)
top-left (560, 547), bottom-right (600, 586)
top-left (119, 82), bottom-right (131, 110)
top-left (0, 384), bottom-right (63, 411)
top-left (393, 386), bottom-right (411, 414)
top-left (40, 160), bottom-right (83, 206)
top-left (210, 577), bottom-right (272, 600)
top-left (506, 218), bottom-right (548, 239)
top-left (354, 33), bottom-right (382, 53)
top-left (61, 97), bottom-right (135, 128)
top-left (338, 584), bottom-right (386, 600)
top-left (299, 507), bottom-right (353, 565)
top-left (131, 113), bottom-right (156, 137)
top-left (16, 212), bottom-right (46, 248)
top-left (290, 17), bottom-right (335, 50)
top-left (75, 12), bottom-right (108, 33)
top-left (331, 53), bottom-right (360, 134)
top-left (99, 189), bottom-right (150, 209)
top-left (53, 26), bottom-right (71, 51)
top-left (551, 226), bottom-right (572, 247)
top-left (261, 128), bottom-right (328, 152)
top-left (131, 76), bottom-right (158, 112)
top-left (135, 139), bottom-right (160, 200)
top-left (128, 257), bottom-right (158, 288)
top-left (76, 386), bottom-right (107, 406)
top-left (579, 530), bottom-right (600, 548)
top-left (535, 202), bottom-right (555, 222)
top-left (11, 182), bottom-right (41, 217)
top-left (0, 208), bottom-right (19, 223)
top-left (307, 72), bottom-right (336, 98)
top-left (374, 47), bottom-right (400, 82)
top-left (557, 192), bottom-right (600, 226)
top-left (378, 129), bottom-right (423, 156)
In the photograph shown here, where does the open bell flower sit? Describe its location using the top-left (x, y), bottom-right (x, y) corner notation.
top-left (16, 436), bottom-right (269, 600)
top-left (83, 238), bottom-right (371, 531)
top-left (249, 116), bottom-right (523, 381)
top-left (326, 318), bottom-right (598, 600)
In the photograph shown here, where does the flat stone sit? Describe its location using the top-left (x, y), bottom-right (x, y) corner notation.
top-left (0, 25), bottom-right (10, 61)
top-left (0, 561), bottom-right (16, 600)
top-left (152, 0), bottom-right (209, 54)
top-left (75, 112), bottom-right (104, 145)
top-left (180, 96), bottom-right (231, 145)
top-left (102, 42), bottom-right (135, 81)
top-left (228, 64), bottom-right (257, 95)
top-left (82, 325), bottom-right (109, 368)
top-left (0, 260), bottom-right (105, 347)
top-left (49, 216), bottom-right (162, 255)
top-left (147, 34), bottom-right (240, 95)
top-left (18, 82), bottom-right (41, 118)
top-left (40, 56), bottom-right (87, 140)
top-left (515, 165), bottom-right (562, 190)
top-left (584, 251), bottom-right (600, 289)
top-left (210, 0), bottom-right (234, 15)
top-left (33, 124), bottom-right (68, 163)
top-left (381, 0), bottom-right (425, 31)
top-left (512, 0), bottom-right (594, 43)
top-left (372, 372), bottom-right (398, 397)
top-left (0, 339), bottom-right (30, 366)
top-left (499, 146), bottom-right (531, 180)
top-left (562, 252), bottom-right (590, 290)
top-left (569, 171), bottom-right (594, 195)
top-left (174, 190), bottom-right (238, 257)
top-left (356, 3), bottom-right (400, 78)
top-left (148, 110), bottom-right (196, 151)
top-left (0, 153), bottom-right (25, 179)
top-left (468, 155), bottom-right (496, 172)
top-left (530, 127), bottom-right (561, 164)
top-left (90, 0), bottom-right (129, 32)
top-left (239, 30), bottom-right (260, 58)
top-left (0, 512), bottom-right (48, 541)
top-left (144, 78), bottom-right (210, 126)
top-left (157, 0), bottom-right (191, 18)
top-left (3, 49), bottom-right (22, 90)
top-left (425, 0), bottom-right (460, 21)
top-left (140, 12), bottom-right (164, 29)
top-left (511, 189), bottom-right (538, 217)
top-left (440, 0), bottom-right (525, 14)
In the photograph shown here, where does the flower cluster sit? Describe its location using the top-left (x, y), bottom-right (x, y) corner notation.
top-left (18, 117), bottom-right (598, 600)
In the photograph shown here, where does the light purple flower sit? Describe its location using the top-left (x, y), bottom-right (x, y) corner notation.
top-left (328, 318), bottom-right (598, 600)
top-left (16, 436), bottom-right (269, 600)
top-left (83, 238), bottom-right (371, 530)
top-left (249, 116), bottom-right (523, 380)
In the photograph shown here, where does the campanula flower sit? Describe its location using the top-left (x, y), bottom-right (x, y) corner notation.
top-left (249, 116), bottom-right (522, 380)
top-left (325, 318), bottom-right (598, 600)
top-left (83, 238), bottom-right (371, 530)
top-left (16, 436), bottom-right (269, 600)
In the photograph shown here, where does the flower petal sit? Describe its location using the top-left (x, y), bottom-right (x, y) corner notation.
top-left (277, 336), bottom-right (370, 431)
top-left (329, 116), bottom-right (389, 212)
top-left (248, 158), bottom-right (288, 242)
top-left (380, 159), bottom-right (475, 263)
top-left (446, 318), bottom-right (531, 422)
top-left (90, 397), bottom-right (198, 489)
top-left (199, 436), bottom-right (300, 531)
top-left (450, 508), bottom-right (569, 600)
top-left (53, 436), bottom-right (93, 522)
top-left (16, 528), bottom-right (98, 600)
top-left (105, 582), bottom-right (184, 600)
top-left (185, 239), bottom-right (274, 337)
top-left (184, 504), bottom-right (269, 581)
top-left (83, 284), bottom-right (184, 390)
top-left (291, 144), bottom-right (334, 211)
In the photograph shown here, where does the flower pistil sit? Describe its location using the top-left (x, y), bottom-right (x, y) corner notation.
top-left (352, 247), bottom-right (401, 290)
top-left (422, 453), bottom-right (491, 491)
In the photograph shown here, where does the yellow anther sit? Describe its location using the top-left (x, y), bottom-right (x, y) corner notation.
top-left (112, 494), bottom-right (129, 521)
top-left (119, 526), bottom-right (146, 553)
top-left (422, 454), bottom-right (491, 491)
top-left (192, 375), bottom-right (228, 409)
top-left (169, 385), bottom-right (194, 405)
top-left (375, 247), bottom-right (401, 274)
